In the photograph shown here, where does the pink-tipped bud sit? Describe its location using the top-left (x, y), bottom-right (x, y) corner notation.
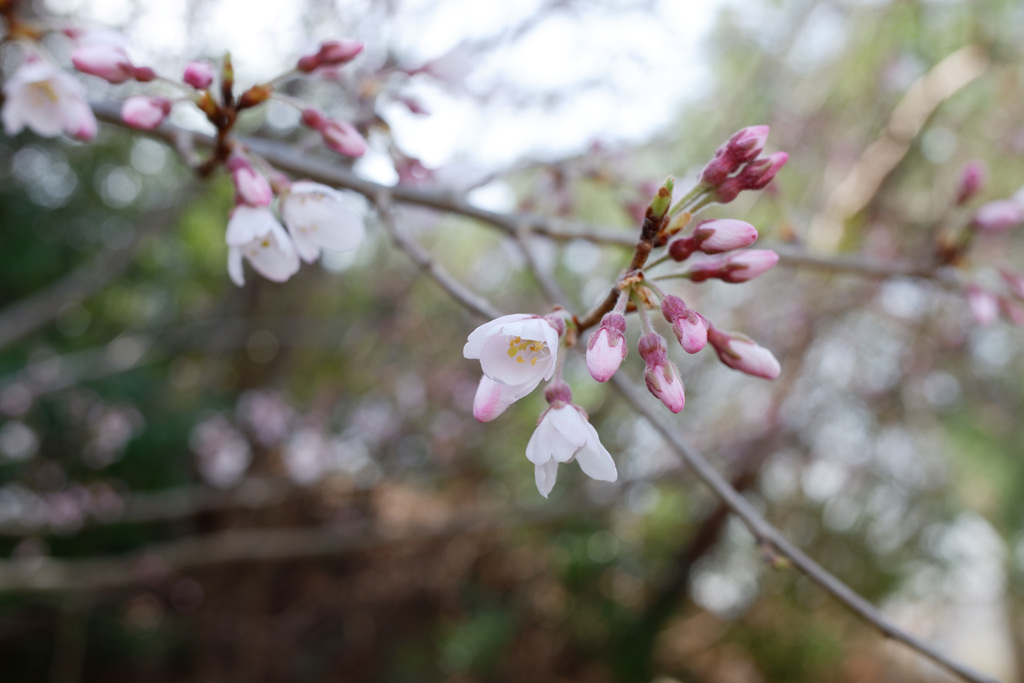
top-left (183, 61), bottom-right (215, 90)
top-left (955, 161), bottom-right (985, 206)
top-left (72, 43), bottom-right (133, 84)
top-left (738, 151), bottom-right (788, 191)
top-left (707, 326), bottom-right (780, 380)
top-left (131, 66), bottom-right (157, 82)
top-left (660, 296), bottom-right (708, 354)
top-left (638, 333), bottom-right (685, 413)
top-left (302, 109), bottom-right (367, 157)
top-left (683, 249), bottom-right (779, 284)
top-left (700, 126), bottom-right (771, 187)
top-left (586, 312), bottom-right (628, 382)
top-left (691, 218), bottom-right (759, 254)
top-left (972, 200), bottom-right (1024, 233)
top-left (966, 284), bottom-right (999, 326)
top-left (318, 39), bottom-right (364, 65)
top-left (228, 156), bottom-right (273, 207)
top-left (121, 96), bottom-right (172, 130)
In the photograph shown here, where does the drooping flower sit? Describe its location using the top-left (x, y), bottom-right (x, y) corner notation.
top-left (586, 312), bottom-right (628, 382)
top-left (463, 314), bottom-right (560, 406)
top-left (526, 383), bottom-right (617, 497)
top-left (279, 181), bottom-right (366, 263)
top-left (707, 325), bottom-right (780, 379)
top-left (2, 59), bottom-right (97, 140)
top-left (225, 205), bottom-right (300, 286)
top-left (638, 333), bottom-right (685, 413)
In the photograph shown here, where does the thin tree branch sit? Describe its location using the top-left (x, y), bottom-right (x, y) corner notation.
top-left (609, 373), bottom-right (1000, 683)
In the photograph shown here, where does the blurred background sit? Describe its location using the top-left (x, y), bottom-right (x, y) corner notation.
top-left (2, 0), bottom-right (1024, 680)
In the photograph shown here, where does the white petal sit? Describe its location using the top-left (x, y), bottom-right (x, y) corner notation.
top-left (463, 314), bottom-right (533, 359)
top-left (228, 247), bottom-right (245, 286)
top-left (526, 410), bottom-right (577, 465)
top-left (545, 406), bottom-right (590, 453)
top-left (289, 224), bottom-right (321, 263)
top-left (573, 421), bottom-right (617, 483)
top-left (244, 234), bottom-right (300, 282)
top-left (226, 206), bottom-right (279, 245)
top-left (534, 459), bottom-right (559, 498)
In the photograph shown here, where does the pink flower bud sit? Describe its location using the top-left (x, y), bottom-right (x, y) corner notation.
top-left (318, 39), bottom-right (364, 65)
top-left (707, 326), bottom-right (780, 379)
top-left (302, 109), bottom-right (367, 157)
top-left (121, 96), bottom-right (172, 130)
top-left (638, 333), bottom-right (685, 413)
top-left (231, 165), bottom-right (273, 206)
top-left (684, 249), bottom-right (779, 283)
top-left (700, 126), bottom-right (771, 187)
top-left (956, 161), bottom-right (985, 206)
top-left (72, 43), bottom-right (133, 84)
top-left (691, 218), bottom-right (759, 254)
top-left (183, 61), bottom-right (214, 89)
top-left (966, 284), bottom-right (999, 326)
top-left (738, 151), bottom-right (788, 191)
top-left (586, 313), bottom-right (627, 382)
top-left (972, 200), bottom-right (1024, 233)
top-left (660, 296), bottom-right (708, 354)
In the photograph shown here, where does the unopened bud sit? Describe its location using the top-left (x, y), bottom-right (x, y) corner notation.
top-left (649, 176), bottom-right (674, 219)
top-left (707, 325), bottom-right (780, 380)
top-left (660, 296), bottom-right (708, 354)
top-left (972, 199), bottom-right (1024, 233)
top-left (121, 96), bottom-right (172, 130)
top-left (72, 43), bottom-right (133, 83)
top-left (682, 249), bottom-right (779, 283)
top-left (638, 333), bottom-right (685, 413)
top-left (955, 161), bottom-right (985, 206)
top-left (238, 84), bottom-right (272, 109)
top-left (738, 151), bottom-right (788, 191)
top-left (318, 39), bottom-right (364, 65)
top-left (228, 156), bottom-right (273, 207)
top-left (586, 313), bottom-right (627, 382)
top-left (183, 61), bottom-right (215, 90)
top-left (302, 109), bottom-right (367, 157)
top-left (691, 218), bottom-right (759, 254)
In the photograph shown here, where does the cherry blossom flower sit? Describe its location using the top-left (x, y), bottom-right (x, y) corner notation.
top-left (463, 314), bottom-right (560, 408)
top-left (707, 325), bottom-right (780, 379)
top-left (526, 384), bottom-right (616, 497)
top-left (2, 59), bottom-right (97, 140)
top-left (279, 181), bottom-right (366, 263)
top-left (586, 312), bottom-right (628, 382)
top-left (225, 206), bottom-right (300, 286)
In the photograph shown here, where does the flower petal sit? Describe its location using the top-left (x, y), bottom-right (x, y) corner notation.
top-left (534, 459), bottom-right (559, 498)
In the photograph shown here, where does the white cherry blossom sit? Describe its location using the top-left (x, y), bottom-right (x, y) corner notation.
top-left (526, 403), bottom-right (617, 498)
top-left (226, 205), bottom-right (300, 285)
top-left (463, 314), bottom-right (560, 403)
top-left (2, 59), bottom-right (97, 140)
top-left (279, 181), bottom-right (366, 263)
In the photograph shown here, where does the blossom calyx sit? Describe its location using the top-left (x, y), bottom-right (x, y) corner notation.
top-left (707, 325), bottom-right (780, 379)
top-left (638, 333), bottom-right (685, 413)
top-left (586, 312), bottom-right (628, 382)
top-left (660, 296), bottom-right (708, 354)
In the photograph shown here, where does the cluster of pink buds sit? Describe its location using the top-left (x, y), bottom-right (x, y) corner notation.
top-left (697, 125), bottom-right (788, 204)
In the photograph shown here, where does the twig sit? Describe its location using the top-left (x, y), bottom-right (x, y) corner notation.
top-left (372, 192), bottom-right (502, 320)
top-left (609, 373), bottom-right (1000, 683)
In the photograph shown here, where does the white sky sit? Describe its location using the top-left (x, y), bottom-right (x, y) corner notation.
top-left (45, 0), bottom-right (725, 170)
